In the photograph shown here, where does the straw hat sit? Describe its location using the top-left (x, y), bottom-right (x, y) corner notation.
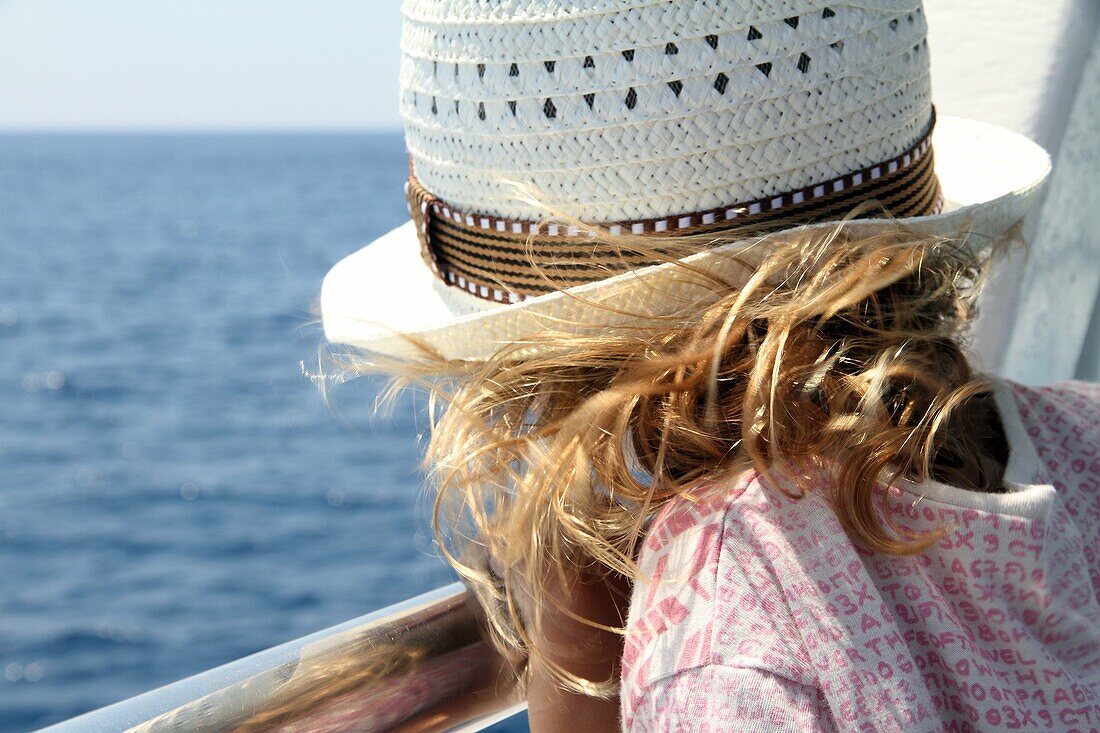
top-left (322, 0), bottom-right (1051, 361)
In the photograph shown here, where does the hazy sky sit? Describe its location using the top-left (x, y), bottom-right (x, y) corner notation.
top-left (0, 0), bottom-right (403, 130)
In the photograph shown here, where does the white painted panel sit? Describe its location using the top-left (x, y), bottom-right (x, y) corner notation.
top-left (922, 0), bottom-right (1100, 376)
top-left (925, 1), bottom-right (1096, 150)
top-left (1002, 36), bottom-right (1100, 384)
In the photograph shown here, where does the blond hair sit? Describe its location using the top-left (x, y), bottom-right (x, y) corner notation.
top-left (328, 212), bottom-right (1007, 696)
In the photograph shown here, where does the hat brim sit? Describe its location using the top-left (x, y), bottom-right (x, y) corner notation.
top-left (322, 116), bottom-right (1051, 361)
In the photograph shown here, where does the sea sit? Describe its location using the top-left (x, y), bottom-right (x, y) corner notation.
top-left (0, 133), bottom-right (527, 732)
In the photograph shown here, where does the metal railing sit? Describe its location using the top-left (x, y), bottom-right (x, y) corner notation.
top-left (37, 584), bottom-right (526, 733)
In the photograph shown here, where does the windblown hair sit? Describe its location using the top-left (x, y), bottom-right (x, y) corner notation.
top-left (329, 211), bottom-right (1009, 696)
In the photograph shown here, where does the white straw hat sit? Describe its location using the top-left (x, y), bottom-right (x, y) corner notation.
top-left (322, 0), bottom-right (1051, 361)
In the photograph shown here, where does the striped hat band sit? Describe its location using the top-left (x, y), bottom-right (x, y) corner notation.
top-left (407, 113), bottom-right (942, 304)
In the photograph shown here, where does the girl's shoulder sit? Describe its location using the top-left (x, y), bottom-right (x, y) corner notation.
top-left (633, 463), bottom-right (839, 567)
top-left (622, 466), bottom-right (838, 709)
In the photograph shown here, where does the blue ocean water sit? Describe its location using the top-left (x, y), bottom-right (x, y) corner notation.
top-left (0, 133), bottom-right (525, 731)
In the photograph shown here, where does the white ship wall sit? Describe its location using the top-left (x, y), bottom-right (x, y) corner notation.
top-left (924, 0), bottom-right (1100, 383)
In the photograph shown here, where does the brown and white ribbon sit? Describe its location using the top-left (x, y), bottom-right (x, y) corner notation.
top-left (407, 116), bottom-right (942, 304)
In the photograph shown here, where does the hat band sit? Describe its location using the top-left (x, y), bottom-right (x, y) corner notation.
top-left (407, 118), bottom-right (942, 305)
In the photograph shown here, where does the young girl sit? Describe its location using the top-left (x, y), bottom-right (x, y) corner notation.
top-left (321, 1), bottom-right (1097, 730)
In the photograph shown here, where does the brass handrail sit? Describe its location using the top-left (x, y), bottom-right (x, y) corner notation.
top-left (37, 584), bottom-right (525, 733)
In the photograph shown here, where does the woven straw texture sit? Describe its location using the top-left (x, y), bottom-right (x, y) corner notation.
top-left (401, 0), bottom-right (932, 222)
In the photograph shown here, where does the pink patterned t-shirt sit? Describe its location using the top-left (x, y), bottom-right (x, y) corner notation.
top-left (622, 381), bottom-right (1100, 732)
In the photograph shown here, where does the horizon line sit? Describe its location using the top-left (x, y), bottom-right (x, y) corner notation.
top-left (0, 124), bottom-right (405, 135)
